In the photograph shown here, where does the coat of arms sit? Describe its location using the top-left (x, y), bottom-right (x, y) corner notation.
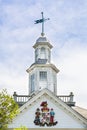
top-left (34, 101), bottom-right (58, 126)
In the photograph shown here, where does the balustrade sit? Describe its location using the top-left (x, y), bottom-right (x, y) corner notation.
top-left (13, 91), bottom-right (75, 107)
top-left (13, 92), bottom-right (30, 106)
top-left (58, 92), bottom-right (75, 107)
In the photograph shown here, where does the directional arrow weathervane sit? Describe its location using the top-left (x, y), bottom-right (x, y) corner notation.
top-left (34, 12), bottom-right (50, 36)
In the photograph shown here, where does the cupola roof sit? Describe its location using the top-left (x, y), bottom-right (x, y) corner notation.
top-left (36, 36), bottom-right (49, 43)
top-left (33, 36), bottom-right (53, 49)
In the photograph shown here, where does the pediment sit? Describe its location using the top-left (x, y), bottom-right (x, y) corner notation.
top-left (8, 89), bottom-right (87, 128)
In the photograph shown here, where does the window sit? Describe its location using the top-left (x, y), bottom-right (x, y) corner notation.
top-left (31, 74), bottom-right (35, 92)
top-left (48, 49), bottom-right (50, 62)
top-left (40, 47), bottom-right (46, 59)
top-left (35, 48), bottom-right (38, 61)
top-left (41, 47), bottom-right (45, 53)
top-left (39, 71), bottom-right (47, 81)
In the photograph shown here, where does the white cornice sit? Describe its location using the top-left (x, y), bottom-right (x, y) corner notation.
top-left (26, 63), bottom-right (59, 73)
top-left (33, 42), bottom-right (53, 49)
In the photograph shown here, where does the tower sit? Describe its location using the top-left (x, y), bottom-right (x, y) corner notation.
top-left (26, 12), bottom-right (59, 95)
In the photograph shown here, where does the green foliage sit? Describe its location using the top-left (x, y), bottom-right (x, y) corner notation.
top-left (0, 89), bottom-right (19, 129)
top-left (14, 126), bottom-right (28, 130)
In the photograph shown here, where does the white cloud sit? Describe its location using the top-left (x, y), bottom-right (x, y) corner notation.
top-left (53, 42), bottom-right (87, 108)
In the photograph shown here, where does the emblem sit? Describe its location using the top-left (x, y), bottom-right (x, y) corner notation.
top-left (34, 101), bottom-right (58, 126)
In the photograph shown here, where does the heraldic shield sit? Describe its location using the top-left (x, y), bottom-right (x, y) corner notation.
top-left (34, 101), bottom-right (58, 126)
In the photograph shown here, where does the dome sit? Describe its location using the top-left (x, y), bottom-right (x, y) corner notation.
top-left (36, 36), bottom-right (49, 43)
top-left (33, 36), bottom-right (53, 49)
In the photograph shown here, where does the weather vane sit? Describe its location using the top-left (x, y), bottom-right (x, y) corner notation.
top-left (34, 12), bottom-right (50, 36)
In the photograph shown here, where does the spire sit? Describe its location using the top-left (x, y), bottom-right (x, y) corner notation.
top-left (34, 12), bottom-right (50, 36)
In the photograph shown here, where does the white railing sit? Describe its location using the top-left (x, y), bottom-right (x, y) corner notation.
top-left (13, 92), bottom-right (75, 107)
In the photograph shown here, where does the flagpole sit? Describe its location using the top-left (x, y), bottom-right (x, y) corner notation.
top-left (41, 12), bottom-right (44, 36)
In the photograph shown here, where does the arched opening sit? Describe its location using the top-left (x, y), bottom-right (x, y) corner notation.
top-left (40, 47), bottom-right (46, 59)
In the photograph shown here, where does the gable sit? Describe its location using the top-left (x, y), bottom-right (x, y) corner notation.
top-left (8, 90), bottom-right (87, 129)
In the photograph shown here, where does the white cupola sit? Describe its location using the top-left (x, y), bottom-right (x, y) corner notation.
top-left (26, 35), bottom-right (59, 95)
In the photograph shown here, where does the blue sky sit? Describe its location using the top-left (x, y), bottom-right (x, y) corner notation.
top-left (0, 0), bottom-right (87, 108)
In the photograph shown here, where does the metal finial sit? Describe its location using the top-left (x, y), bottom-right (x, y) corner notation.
top-left (34, 12), bottom-right (50, 36)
